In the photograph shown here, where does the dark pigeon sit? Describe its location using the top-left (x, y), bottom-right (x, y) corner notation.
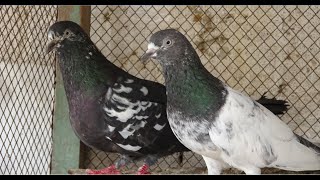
top-left (141, 29), bottom-right (320, 175)
top-left (46, 21), bottom-right (289, 175)
top-left (46, 21), bottom-right (189, 174)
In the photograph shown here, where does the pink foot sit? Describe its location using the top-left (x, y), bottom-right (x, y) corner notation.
top-left (86, 165), bottom-right (121, 175)
top-left (136, 164), bottom-right (151, 175)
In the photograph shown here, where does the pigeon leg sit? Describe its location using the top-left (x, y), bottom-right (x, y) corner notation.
top-left (86, 155), bottom-right (132, 175)
top-left (136, 155), bottom-right (158, 175)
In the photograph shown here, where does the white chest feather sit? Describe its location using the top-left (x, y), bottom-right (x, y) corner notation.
top-left (167, 110), bottom-right (219, 158)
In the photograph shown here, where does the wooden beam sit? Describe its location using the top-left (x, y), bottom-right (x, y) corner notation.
top-left (51, 5), bottom-right (91, 174)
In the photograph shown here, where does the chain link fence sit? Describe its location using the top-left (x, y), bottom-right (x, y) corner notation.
top-left (82, 5), bottom-right (320, 173)
top-left (0, 6), bottom-right (57, 174)
top-left (0, 5), bottom-right (319, 175)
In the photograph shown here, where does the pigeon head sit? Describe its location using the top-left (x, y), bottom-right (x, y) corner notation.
top-left (46, 21), bottom-right (89, 53)
top-left (141, 29), bottom-right (200, 66)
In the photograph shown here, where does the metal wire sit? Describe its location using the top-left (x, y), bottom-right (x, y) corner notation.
top-left (1, 5), bottom-right (319, 175)
top-left (0, 5), bottom-right (57, 174)
top-left (83, 5), bottom-right (320, 172)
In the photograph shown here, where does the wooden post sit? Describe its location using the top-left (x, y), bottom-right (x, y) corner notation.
top-left (51, 5), bottom-right (91, 174)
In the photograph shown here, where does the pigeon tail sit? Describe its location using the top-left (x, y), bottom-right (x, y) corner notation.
top-left (295, 133), bottom-right (320, 154)
top-left (256, 93), bottom-right (289, 115)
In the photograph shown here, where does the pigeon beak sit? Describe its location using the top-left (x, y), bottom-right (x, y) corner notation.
top-left (140, 49), bottom-right (158, 63)
top-left (140, 43), bottom-right (160, 63)
top-left (46, 39), bottom-right (59, 54)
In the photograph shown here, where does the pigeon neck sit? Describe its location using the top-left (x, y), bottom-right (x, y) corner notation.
top-left (163, 58), bottom-right (227, 117)
top-left (57, 41), bottom-right (118, 98)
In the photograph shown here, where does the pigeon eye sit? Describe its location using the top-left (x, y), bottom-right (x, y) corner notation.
top-left (163, 39), bottom-right (173, 47)
top-left (65, 30), bottom-right (71, 36)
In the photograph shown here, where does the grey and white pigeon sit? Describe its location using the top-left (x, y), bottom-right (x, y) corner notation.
top-left (46, 21), bottom-right (288, 175)
top-left (141, 29), bottom-right (320, 175)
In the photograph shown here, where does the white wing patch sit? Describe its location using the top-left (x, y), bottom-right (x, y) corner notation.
top-left (116, 143), bottom-right (141, 151)
top-left (130, 121), bottom-right (147, 130)
top-left (118, 124), bottom-right (135, 139)
top-left (154, 123), bottom-right (166, 131)
top-left (111, 94), bottom-right (130, 104)
top-left (141, 101), bottom-right (148, 106)
top-left (104, 106), bottom-right (136, 123)
top-left (135, 115), bottom-right (149, 120)
top-left (104, 92), bottom-right (156, 122)
top-left (140, 86), bottom-right (148, 96)
top-left (108, 125), bottom-right (115, 132)
top-left (155, 113), bottom-right (161, 118)
top-left (139, 121), bottom-right (146, 128)
top-left (113, 84), bottom-right (133, 94)
top-left (124, 79), bottom-right (134, 83)
top-left (106, 136), bottom-right (112, 141)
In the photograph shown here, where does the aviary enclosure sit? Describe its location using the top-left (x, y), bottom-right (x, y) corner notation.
top-left (0, 5), bottom-right (319, 174)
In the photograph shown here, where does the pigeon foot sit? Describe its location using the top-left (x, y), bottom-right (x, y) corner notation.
top-left (136, 164), bottom-right (151, 175)
top-left (86, 165), bottom-right (121, 175)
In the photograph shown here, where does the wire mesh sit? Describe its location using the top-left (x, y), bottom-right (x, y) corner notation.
top-left (1, 4), bottom-right (318, 175)
top-left (82, 5), bottom-right (320, 173)
top-left (0, 6), bottom-right (57, 174)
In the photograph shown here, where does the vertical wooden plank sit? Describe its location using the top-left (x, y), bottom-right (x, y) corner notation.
top-left (51, 5), bottom-right (91, 174)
